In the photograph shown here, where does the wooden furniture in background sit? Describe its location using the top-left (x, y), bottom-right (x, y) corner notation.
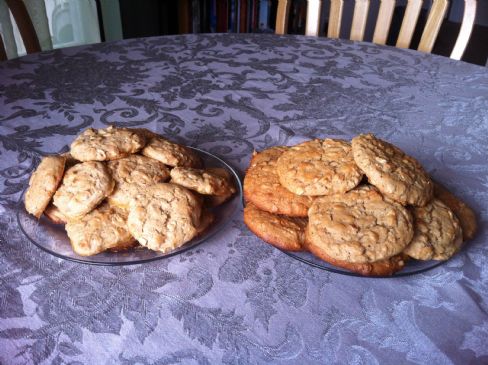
top-left (276, 0), bottom-right (478, 60)
top-left (0, 34), bottom-right (7, 61)
top-left (4, 0), bottom-right (41, 54)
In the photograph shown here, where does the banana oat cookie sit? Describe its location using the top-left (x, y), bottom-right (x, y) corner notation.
top-left (127, 183), bottom-right (202, 252)
top-left (306, 186), bottom-right (414, 263)
top-left (44, 204), bottom-right (68, 224)
top-left (204, 167), bottom-right (237, 207)
top-left (243, 203), bottom-right (306, 251)
top-left (66, 203), bottom-right (136, 256)
top-left (352, 133), bottom-right (433, 206)
top-left (70, 126), bottom-right (145, 161)
top-left (142, 136), bottom-right (201, 168)
top-left (107, 155), bottom-right (170, 209)
top-left (404, 198), bottom-right (463, 260)
top-left (25, 155), bottom-right (66, 218)
top-left (53, 161), bottom-right (114, 219)
top-left (170, 167), bottom-right (234, 196)
top-left (277, 139), bottom-right (363, 196)
top-left (243, 147), bottom-right (314, 217)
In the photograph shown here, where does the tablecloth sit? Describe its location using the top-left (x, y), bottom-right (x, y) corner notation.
top-left (0, 33), bottom-right (487, 365)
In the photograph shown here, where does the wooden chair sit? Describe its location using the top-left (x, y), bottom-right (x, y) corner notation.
top-left (275, 0), bottom-right (477, 60)
top-left (0, 0), bottom-right (41, 60)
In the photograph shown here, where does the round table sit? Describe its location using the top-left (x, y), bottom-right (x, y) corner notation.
top-left (0, 34), bottom-right (487, 364)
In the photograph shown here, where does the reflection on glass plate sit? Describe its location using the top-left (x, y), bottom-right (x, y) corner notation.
top-left (17, 148), bottom-right (243, 266)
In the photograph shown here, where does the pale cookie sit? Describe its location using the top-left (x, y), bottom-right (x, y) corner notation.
top-left (195, 210), bottom-right (215, 236)
top-left (44, 204), bottom-right (68, 225)
top-left (70, 126), bottom-right (145, 161)
top-left (204, 167), bottom-right (236, 207)
top-left (243, 203), bottom-right (306, 251)
top-left (53, 161), bottom-right (114, 219)
top-left (352, 133), bottom-right (433, 206)
top-left (66, 203), bottom-right (136, 256)
top-left (404, 198), bottom-right (463, 260)
top-left (25, 155), bottom-right (66, 218)
top-left (170, 167), bottom-right (234, 196)
top-left (127, 183), bottom-right (202, 252)
top-left (243, 147), bottom-right (314, 217)
top-left (277, 139), bottom-right (363, 196)
top-left (434, 182), bottom-right (477, 241)
top-left (306, 186), bottom-right (414, 264)
top-left (107, 155), bottom-right (170, 209)
top-left (142, 136), bottom-right (201, 168)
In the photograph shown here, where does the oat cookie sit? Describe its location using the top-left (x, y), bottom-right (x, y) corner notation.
top-left (434, 182), bottom-right (477, 241)
top-left (277, 139), bottom-right (363, 196)
top-left (306, 186), bottom-right (414, 263)
top-left (107, 155), bottom-right (170, 208)
top-left (195, 210), bottom-right (215, 236)
top-left (243, 203), bottom-right (306, 251)
top-left (70, 126), bottom-right (145, 161)
top-left (404, 198), bottom-right (463, 260)
top-left (352, 133), bottom-right (433, 206)
top-left (53, 161), bottom-right (114, 219)
top-left (127, 183), bottom-right (202, 252)
top-left (170, 167), bottom-right (234, 196)
top-left (142, 136), bottom-right (201, 168)
top-left (25, 155), bottom-right (66, 218)
top-left (204, 167), bottom-right (237, 207)
top-left (66, 204), bottom-right (136, 256)
top-left (61, 152), bottom-right (79, 168)
top-left (243, 147), bottom-right (314, 217)
top-left (44, 204), bottom-right (68, 224)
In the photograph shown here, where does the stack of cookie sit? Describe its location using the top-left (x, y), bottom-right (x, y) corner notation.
top-left (24, 126), bottom-right (236, 256)
top-left (243, 134), bottom-right (477, 276)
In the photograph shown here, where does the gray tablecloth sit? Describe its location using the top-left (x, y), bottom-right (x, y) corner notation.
top-left (1, 34), bottom-right (487, 365)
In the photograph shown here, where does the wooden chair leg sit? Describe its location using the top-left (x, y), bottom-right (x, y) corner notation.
top-left (0, 33), bottom-right (7, 61)
top-left (5, 0), bottom-right (41, 54)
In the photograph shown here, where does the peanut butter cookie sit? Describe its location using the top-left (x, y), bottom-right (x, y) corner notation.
top-left (170, 167), bottom-right (234, 196)
top-left (277, 139), bottom-right (363, 196)
top-left (142, 136), bottom-right (201, 168)
top-left (306, 186), bottom-right (414, 263)
top-left (243, 147), bottom-right (314, 217)
top-left (352, 133), bottom-right (433, 206)
top-left (53, 161), bottom-right (114, 219)
top-left (70, 126), bottom-right (145, 161)
top-left (25, 155), bottom-right (66, 218)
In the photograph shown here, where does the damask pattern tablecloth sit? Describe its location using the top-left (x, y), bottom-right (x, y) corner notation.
top-left (0, 34), bottom-right (487, 365)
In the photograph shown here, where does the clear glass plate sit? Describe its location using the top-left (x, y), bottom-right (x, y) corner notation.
top-left (17, 148), bottom-right (243, 266)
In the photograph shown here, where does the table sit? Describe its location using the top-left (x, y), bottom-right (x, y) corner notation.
top-left (1, 33), bottom-right (487, 365)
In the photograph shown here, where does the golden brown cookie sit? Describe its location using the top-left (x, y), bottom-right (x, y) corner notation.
top-left (306, 186), bottom-right (414, 264)
top-left (243, 203), bottom-right (306, 252)
top-left (70, 126), bottom-right (145, 161)
top-left (434, 182), bottom-right (477, 241)
top-left (352, 133), bottom-right (433, 206)
top-left (66, 203), bottom-right (136, 256)
top-left (243, 147), bottom-right (314, 217)
top-left (404, 198), bottom-right (463, 260)
top-left (195, 210), bottom-right (215, 236)
top-left (107, 155), bottom-right (170, 209)
top-left (170, 167), bottom-right (234, 196)
top-left (25, 155), bottom-right (66, 218)
top-left (44, 204), bottom-right (68, 224)
top-left (127, 183), bottom-right (202, 252)
top-left (53, 161), bottom-right (114, 219)
top-left (276, 139), bottom-right (363, 196)
top-left (141, 136), bottom-right (201, 168)
top-left (204, 167), bottom-right (237, 207)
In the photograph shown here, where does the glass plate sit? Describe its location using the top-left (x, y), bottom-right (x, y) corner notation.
top-left (17, 148), bottom-right (243, 266)
top-left (281, 250), bottom-right (445, 278)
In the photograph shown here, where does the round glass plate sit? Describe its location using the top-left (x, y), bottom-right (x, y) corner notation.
top-left (17, 147), bottom-right (243, 266)
top-left (280, 250), bottom-right (445, 278)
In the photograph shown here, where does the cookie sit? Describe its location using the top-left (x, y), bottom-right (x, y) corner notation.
top-left (404, 198), bottom-right (463, 260)
top-left (127, 183), bottom-right (202, 252)
top-left (434, 182), bottom-right (477, 241)
top-left (107, 155), bottom-right (170, 209)
top-left (61, 152), bottom-right (79, 168)
top-left (243, 147), bottom-right (314, 217)
top-left (304, 234), bottom-right (408, 276)
top-left (170, 167), bottom-right (234, 196)
top-left (243, 203), bottom-right (306, 251)
top-left (25, 155), bottom-right (66, 218)
top-left (70, 126), bottom-right (145, 161)
top-left (204, 167), bottom-right (237, 207)
top-left (44, 204), bottom-right (68, 224)
top-left (276, 139), bottom-right (363, 196)
top-left (352, 133), bottom-right (433, 206)
top-left (306, 186), bottom-right (414, 263)
top-left (142, 136), bottom-right (201, 168)
top-left (66, 203), bottom-right (136, 256)
top-left (195, 210), bottom-right (215, 236)
top-left (53, 161), bottom-right (115, 219)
